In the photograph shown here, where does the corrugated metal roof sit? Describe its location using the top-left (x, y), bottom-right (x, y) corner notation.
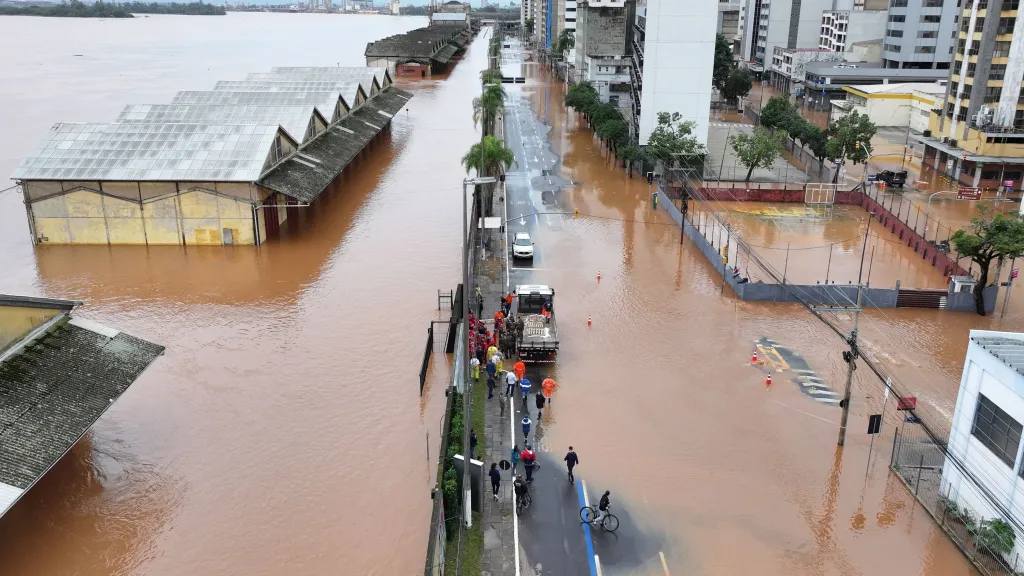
top-left (116, 104), bottom-right (323, 144)
top-left (248, 71), bottom-right (380, 95)
top-left (432, 12), bottom-right (467, 20)
top-left (434, 44), bottom-right (459, 64)
top-left (212, 80), bottom-right (365, 111)
top-left (171, 91), bottom-right (346, 122)
top-left (270, 66), bottom-right (390, 89)
top-left (973, 336), bottom-right (1024, 376)
top-left (0, 482), bottom-right (23, 517)
top-left (10, 122), bottom-right (281, 182)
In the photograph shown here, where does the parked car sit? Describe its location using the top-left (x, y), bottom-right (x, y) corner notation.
top-left (512, 232), bottom-right (534, 260)
top-left (875, 170), bottom-right (908, 188)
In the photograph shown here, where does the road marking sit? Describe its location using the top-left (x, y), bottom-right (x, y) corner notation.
top-left (660, 551), bottom-right (671, 575)
top-left (510, 394), bottom-right (522, 576)
top-left (577, 480), bottom-right (598, 576)
top-left (773, 400), bottom-right (837, 424)
top-left (595, 555), bottom-right (603, 576)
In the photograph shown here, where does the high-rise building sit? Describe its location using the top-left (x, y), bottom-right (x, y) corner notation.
top-left (522, 0), bottom-right (534, 25)
top-left (819, 4), bottom-right (887, 56)
top-left (739, 0), bottom-right (833, 71)
top-left (881, 0), bottom-right (959, 69)
top-left (630, 0), bottom-right (716, 146)
top-left (573, 0), bottom-right (634, 105)
top-left (390, 0), bottom-right (400, 15)
top-left (920, 0), bottom-right (1024, 191)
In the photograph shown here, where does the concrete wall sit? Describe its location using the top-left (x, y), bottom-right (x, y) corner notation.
top-left (0, 306), bottom-right (61, 355)
top-left (638, 0), bottom-right (715, 146)
top-left (580, 4), bottom-right (628, 57)
top-left (28, 187), bottom-right (257, 246)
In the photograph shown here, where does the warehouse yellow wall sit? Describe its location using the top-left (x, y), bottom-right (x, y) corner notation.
top-left (0, 306), bottom-right (61, 355)
top-left (29, 187), bottom-right (256, 246)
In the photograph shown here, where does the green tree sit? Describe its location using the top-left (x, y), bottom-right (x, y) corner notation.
top-left (951, 208), bottom-right (1024, 315)
top-left (721, 68), bottom-right (752, 103)
top-left (472, 83), bottom-right (506, 135)
top-left (554, 28), bottom-right (575, 59)
top-left (525, 17), bottom-right (535, 36)
top-left (759, 96), bottom-right (799, 131)
top-left (825, 111), bottom-right (876, 183)
top-left (461, 135), bottom-right (517, 176)
top-left (566, 81), bottom-right (599, 112)
top-left (729, 126), bottom-right (786, 182)
top-left (713, 34), bottom-right (734, 92)
top-left (803, 124), bottom-right (830, 163)
top-left (645, 112), bottom-right (707, 168)
top-left (480, 69), bottom-right (503, 85)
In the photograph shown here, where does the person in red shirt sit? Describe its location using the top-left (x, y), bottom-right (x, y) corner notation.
top-left (521, 445), bottom-right (537, 482)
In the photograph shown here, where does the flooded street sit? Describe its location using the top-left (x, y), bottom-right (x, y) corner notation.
top-left (0, 13), bottom-right (476, 575)
top-left (0, 14), bottom-right (1019, 576)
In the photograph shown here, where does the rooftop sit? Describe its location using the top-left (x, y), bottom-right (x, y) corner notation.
top-left (116, 103), bottom-right (327, 145)
top-left (0, 296), bottom-right (163, 516)
top-left (432, 12), bottom-right (468, 20)
top-left (364, 26), bottom-right (465, 60)
top-left (172, 91), bottom-right (348, 122)
top-left (845, 82), bottom-right (947, 97)
top-left (804, 61), bottom-right (948, 82)
top-left (269, 66), bottom-right (391, 89)
top-left (212, 80), bottom-right (367, 110)
top-left (972, 335), bottom-right (1024, 376)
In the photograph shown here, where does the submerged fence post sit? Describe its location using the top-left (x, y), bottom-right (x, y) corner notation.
top-left (915, 454), bottom-right (925, 494)
top-left (890, 427), bottom-right (899, 467)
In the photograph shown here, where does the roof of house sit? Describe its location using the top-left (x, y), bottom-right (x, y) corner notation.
top-left (259, 86), bottom-right (412, 203)
top-left (0, 306), bottom-right (163, 516)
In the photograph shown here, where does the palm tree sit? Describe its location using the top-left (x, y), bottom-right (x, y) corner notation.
top-left (554, 28), bottom-right (575, 59)
top-left (480, 69), bottom-right (503, 85)
top-left (462, 135), bottom-right (517, 216)
top-left (472, 83), bottom-right (506, 135)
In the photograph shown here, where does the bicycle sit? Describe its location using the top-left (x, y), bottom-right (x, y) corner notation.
top-left (580, 504), bottom-right (619, 532)
top-left (516, 491), bottom-right (532, 514)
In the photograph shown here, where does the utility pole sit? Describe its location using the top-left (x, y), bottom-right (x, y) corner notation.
top-left (837, 212), bottom-right (873, 446)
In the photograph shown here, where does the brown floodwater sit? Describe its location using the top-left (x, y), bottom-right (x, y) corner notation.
top-left (0, 13), bottom-right (475, 576)
top-left (0, 14), bottom-right (1016, 576)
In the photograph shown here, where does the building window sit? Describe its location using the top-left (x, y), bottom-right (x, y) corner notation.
top-left (919, 30), bottom-right (938, 37)
top-left (916, 45), bottom-right (937, 53)
top-left (922, 14), bottom-right (942, 23)
top-left (995, 40), bottom-right (1012, 57)
top-left (972, 394), bottom-right (1023, 468)
top-left (888, 28), bottom-right (904, 37)
top-left (985, 86), bottom-right (1001, 101)
top-left (998, 17), bottom-right (1016, 34)
top-left (890, 0), bottom-right (908, 6)
top-left (885, 43), bottom-right (902, 52)
top-left (889, 14), bottom-right (905, 22)
top-left (924, 0), bottom-right (943, 6)
top-left (990, 64), bottom-right (1007, 80)
top-left (1006, 0), bottom-right (1020, 10)
top-left (946, 102), bottom-right (955, 117)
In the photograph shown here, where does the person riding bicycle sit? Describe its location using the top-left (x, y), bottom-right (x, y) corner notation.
top-left (513, 474), bottom-right (529, 509)
top-left (592, 490), bottom-right (611, 525)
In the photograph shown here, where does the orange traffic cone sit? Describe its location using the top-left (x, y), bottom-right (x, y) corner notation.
top-left (765, 373), bottom-right (772, 389)
top-left (751, 351), bottom-right (758, 364)
top-left (587, 315), bottom-right (592, 327)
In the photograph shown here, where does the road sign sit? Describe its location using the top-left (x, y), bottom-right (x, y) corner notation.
top-left (897, 396), bottom-right (917, 410)
top-left (868, 414), bottom-right (882, 435)
top-left (957, 187), bottom-right (982, 200)
top-left (1012, 268), bottom-right (1020, 280)
top-left (1005, 180), bottom-right (1015, 187)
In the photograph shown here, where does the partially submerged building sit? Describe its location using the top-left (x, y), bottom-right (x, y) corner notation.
top-left (0, 294), bottom-right (163, 517)
top-left (10, 67), bottom-right (412, 246)
top-left (365, 26), bottom-right (475, 76)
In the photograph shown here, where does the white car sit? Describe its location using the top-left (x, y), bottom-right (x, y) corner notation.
top-left (512, 232), bottom-right (534, 260)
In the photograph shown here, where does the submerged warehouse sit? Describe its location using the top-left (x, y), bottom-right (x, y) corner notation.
top-left (10, 67), bottom-right (411, 246)
top-left (365, 24), bottom-right (477, 77)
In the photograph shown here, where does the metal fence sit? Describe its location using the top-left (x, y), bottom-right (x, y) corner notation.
top-left (892, 425), bottom-right (1024, 576)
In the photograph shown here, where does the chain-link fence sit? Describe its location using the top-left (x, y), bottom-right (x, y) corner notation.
top-left (892, 425), bottom-right (1024, 576)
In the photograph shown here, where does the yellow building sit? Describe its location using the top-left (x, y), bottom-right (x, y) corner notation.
top-left (916, 0), bottom-right (1024, 191)
top-left (10, 67), bottom-right (410, 246)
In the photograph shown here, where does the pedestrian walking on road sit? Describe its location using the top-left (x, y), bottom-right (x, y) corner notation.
top-left (485, 359), bottom-right (496, 381)
top-left (519, 378), bottom-right (532, 409)
top-left (470, 356), bottom-right (480, 380)
top-left (514, 360), bottom-right (526, 382)
top-left (522, 445), bottom-right (536, 482)
top-left (492, 352), bottom-right (504, 374)
top-left (489, 463), bottom-right (501, 500)
top-left (503, 292), bottom-right (515, 316)
top-left (515, 315), bottom-right (525, 346)
top-left (511, 444), bottom-right (521, 476)
top-left (542, 377), bottom-right (556, 402)
top-left (521, 414), bottom-right (532, 440)
top-left (487, 374), bottom-right (495, 399)
top-left (476, 345), bottom-right (486, 366)
top-left (535, 391), bottom-right (546, 420)
top-left (470, 430), bottom-right (478, 460)
top-left (564, 447), bottom-right (579, 483)
top-left (505, 370), bottom-right (517, 397)
top-left (487, 344), bottom-right (499, 361)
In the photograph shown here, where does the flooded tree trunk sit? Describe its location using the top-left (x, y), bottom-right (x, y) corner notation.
top-left (975, 258), bottom-right (993, 315)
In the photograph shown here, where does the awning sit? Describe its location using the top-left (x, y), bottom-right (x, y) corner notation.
top-left (260, 87), bottom-right (413, 202)
top-left (433, 44), bottom-right (459, 65)
top-left (910, 133), bottom-right (1024, 165)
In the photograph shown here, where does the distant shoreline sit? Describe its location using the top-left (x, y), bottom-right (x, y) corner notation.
top-left (0, 0), bottom-right (226, 18)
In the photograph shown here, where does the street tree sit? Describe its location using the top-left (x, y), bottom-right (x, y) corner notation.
top-left (759, 96), bottom-right (799, 132)
top-left (645, 111), bottom-right (706, 168)
top-left (713, 34), bottom-right (733, 92)
top-left (803, 124), bottom-right (830, 164)
top-left (721, 67), bottom-right (752, 103)
top-left (951, 208), bottom-right (1024, 315)
top-left (525, 18), bottom-right (534, 36)
top-left (566, 81), bottom-right (599, 113)
top-left (729, 126), bottom-right (786, 182)
top-left (462, 135), bottom-right (517, 216)
top-left (554, 28), bottom-right (575, 59)
top-left (480, 69), bottom-right (503, 85)
top-left (472, 83), bottom-right (506, 135)
top-left (824, 111), bottom-right (876, 183)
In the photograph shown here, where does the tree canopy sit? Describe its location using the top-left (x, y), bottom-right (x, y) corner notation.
top-left (721, 68), bottom-right (752, 103)
top-left (951, 208), bottom-right (1024, 315)
top-left (472, 83), bottom-right (506, 135)
top-left (554, 29), bottom-right (575, 58)
top-left (825, 111), bottom-right (876, 182)
top-left (646, 112), bottom-right (706, 168)
top-left (713, 34), bottom-right (733, 93)
top-left (564, 82), bottom-right (634, 155)
top-left (525, 18), bottom-right (535, 36)
top-left (729, 126), bottom-right (786, 182)
top-left (462, 135), bottom-right (517, 176)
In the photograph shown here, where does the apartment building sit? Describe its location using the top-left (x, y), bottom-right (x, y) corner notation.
top-left (574, 0), bottom-right (634, 105)
top-left (768, 47), bottom-right (845, 94)
top-left (629, 0), bottom-right (716, 146)
top-left (740, 0), bottom-right (833, 71)
top-left (521, 0), bottom-right (533, 25)
top-left (819, 8), bottom-right (887, 55)
top-left (719, 0), bottom-right (741, 49)
top-left (882, 0), bottom-right (960, 69)
top-left (918, 0), bottom-right (1024, 189)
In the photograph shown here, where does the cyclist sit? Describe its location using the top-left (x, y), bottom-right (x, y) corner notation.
top-left (592, 491), bottom-right (611, 525)
top-left (513, 474), bottom-right (529, 510)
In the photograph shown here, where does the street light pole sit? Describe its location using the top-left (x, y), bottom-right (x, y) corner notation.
top-left (924, 190), bottom-right (955, 238)
top-left (838, 212), bottom-right (873, 447)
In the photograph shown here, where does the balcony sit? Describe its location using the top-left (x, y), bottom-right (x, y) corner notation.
top-left (632, 35), bottom-right (644, 62)
top-left (635, 15), bottom-right (645, 36)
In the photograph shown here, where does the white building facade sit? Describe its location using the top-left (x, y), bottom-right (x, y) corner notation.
top-left (740, 0), bottom-right (832, 70)
top-left (819, 9), bottom-right (887, 54)
top-left (574, 0), bottom-right (632, 105)
top-left (941, 331), bottom-right (1024, 569)
top-left (631, 0), bottom-right (716, 146)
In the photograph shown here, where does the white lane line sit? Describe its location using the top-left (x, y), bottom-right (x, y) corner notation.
top-left (595, 555), bottom-right (603, 576)
top-left (660, 551), bottom-right (671, 576)
top-left (582, 479), bottom-right (591, 507)
top-left (772, 400), bottom-right (837, 424)
top-left (510, 394), bottom-right (521, 576)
